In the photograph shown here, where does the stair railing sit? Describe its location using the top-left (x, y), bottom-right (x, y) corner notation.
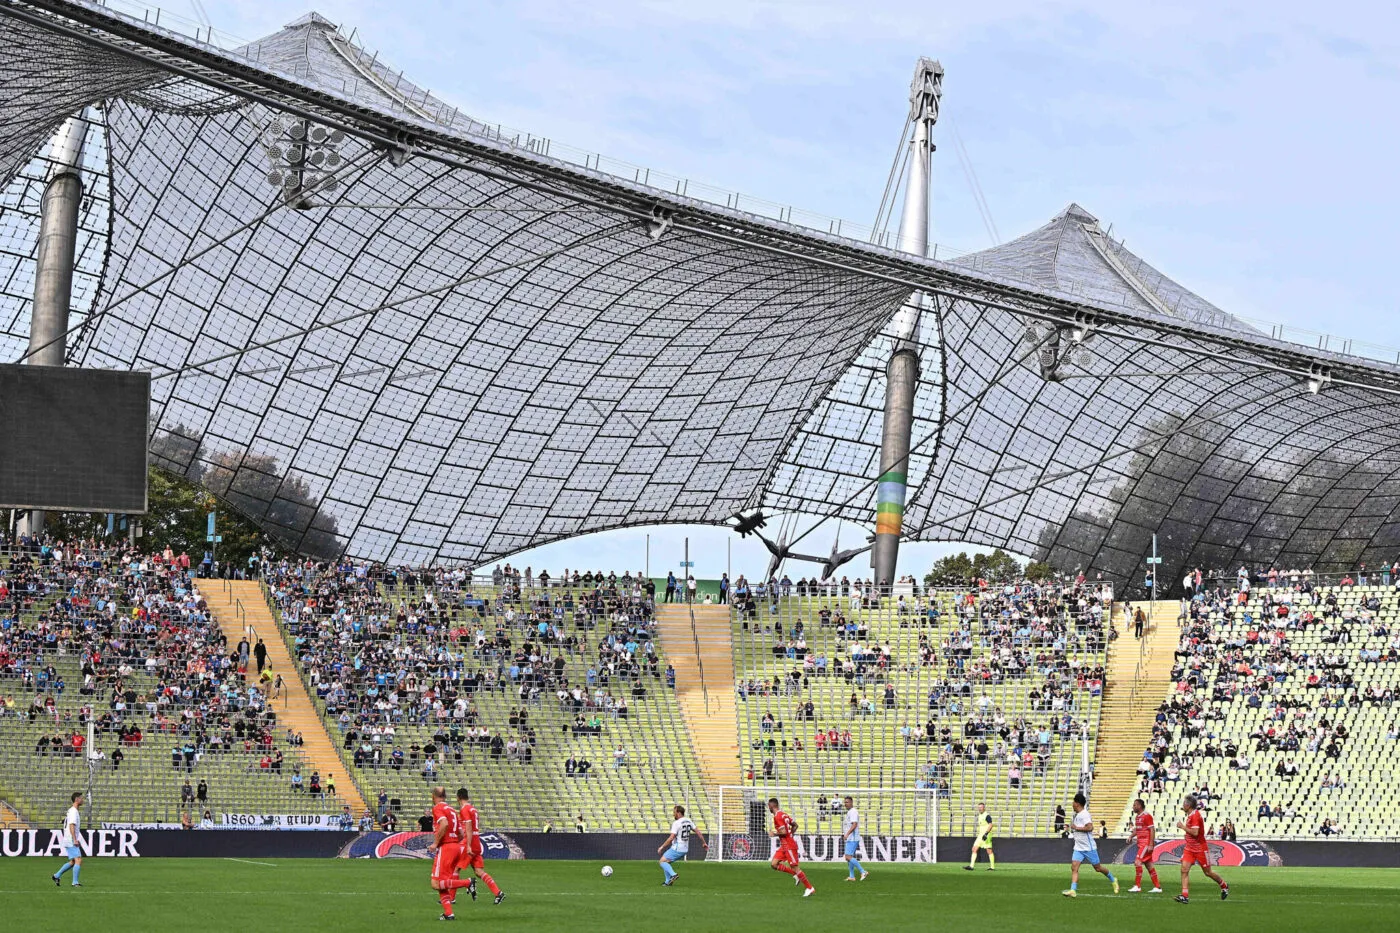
top-left (685, 599), bottom-right (712, 715)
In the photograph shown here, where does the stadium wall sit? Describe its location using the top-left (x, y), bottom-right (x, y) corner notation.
top-left (0, 829), bottom-right (354, 858)
top-left (4, 830), bottom-right (1397, 866)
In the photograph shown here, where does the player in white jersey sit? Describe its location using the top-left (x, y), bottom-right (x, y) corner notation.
top-left (52, 791), bottom-right (84, 888)
top-left (658, 805), bottom-right (708, 886)
top-left (965, 802), bottom-right (996, 871)
top-left (1063, 792), bottom-right (1118, 897)
top-left (841, 796), bottom-right (868, 881)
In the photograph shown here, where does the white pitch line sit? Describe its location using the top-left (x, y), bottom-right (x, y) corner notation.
top-left (222, 858), bottom-right (278, 867)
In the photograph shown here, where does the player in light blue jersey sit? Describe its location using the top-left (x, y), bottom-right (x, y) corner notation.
top-left (841, 796), bottom-right (868, 881)
top-left (1063, 792), bottom-right (1118, 897)
top-left (52, 791), bottom-right (84, 888)
top-left (658, 805), bottom-right (708, 886)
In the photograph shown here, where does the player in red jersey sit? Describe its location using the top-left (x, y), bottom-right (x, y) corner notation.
top-left (1174, 794), bottom-right (1228, 905)
top-left (1128, 799), bottom-right (1161, 892)
top-left (455, 788), bottom-right (506, 905)
top-left (766, 797), bottom-right (814, 896)
top-left (427, 786), bottom-right (464, 920)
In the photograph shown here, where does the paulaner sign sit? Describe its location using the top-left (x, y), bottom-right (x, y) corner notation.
top-left (778, 834), bottom-right (934, 862)
top-left (1, 829), bottom-right (141, 857)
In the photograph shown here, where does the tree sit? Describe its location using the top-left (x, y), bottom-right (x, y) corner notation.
top-left (1023, 560), bottom-right (1055, 582)
top-left (32, 465), bottom-right (272, 565)
top-left (925, 548), bottom-right (1025, 588)
top-left (971, 549), bottom-right (1023, 583)
top-left (925, 551), bottom-right (975, 587)
top-left (202, 451), bottom-right (342, 559)
top-left (147, 424), bottom-right (344, 559)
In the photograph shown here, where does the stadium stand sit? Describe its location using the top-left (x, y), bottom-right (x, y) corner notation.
top-left (728, 577), bottom-right (1110, 837)
top-left (1130, 576), bottom-right (1400, 840)
top-left (262, 562), bottom-right (714, 832)
top-left (0, 543), bottom-right (351, 827)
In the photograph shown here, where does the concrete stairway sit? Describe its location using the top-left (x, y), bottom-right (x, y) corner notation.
top-left (1092, 600), bottom-right (1180, 835)
top-left (203, 579), bottom-right (369, 818)
top-left (655, 604), bottom-right (741, 791)
top-left (0, 800), bottom-right (28, 830)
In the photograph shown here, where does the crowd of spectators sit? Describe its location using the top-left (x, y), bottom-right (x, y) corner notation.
top-left (1135, 569), bottom-right (1400, 835)
top-left (738, 578), bottom-right (1108, 791)
top-left (265, 558), bottom-right (669, 795)
top-left (0, 537), bottom-right (309, 821)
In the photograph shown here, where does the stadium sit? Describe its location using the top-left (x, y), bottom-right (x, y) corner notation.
top-left (1, 1), bottom-right (1399, 930)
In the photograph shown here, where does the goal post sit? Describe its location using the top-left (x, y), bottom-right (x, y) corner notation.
top-left (713, 786), bottom-right (937, 864)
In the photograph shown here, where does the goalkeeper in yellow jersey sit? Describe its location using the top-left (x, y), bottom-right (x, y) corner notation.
top-left (964, 802), bottom-right (995, 871)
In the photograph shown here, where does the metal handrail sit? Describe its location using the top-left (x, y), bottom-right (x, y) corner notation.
top-left (684, 597), bottom-right (712, 716)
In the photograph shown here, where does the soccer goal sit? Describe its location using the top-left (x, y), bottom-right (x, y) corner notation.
top-left (712, 786), bottom-right (937, 864)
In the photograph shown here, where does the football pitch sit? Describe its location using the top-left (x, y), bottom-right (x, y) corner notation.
top-left (5, 859), bottom-right (1399, 931)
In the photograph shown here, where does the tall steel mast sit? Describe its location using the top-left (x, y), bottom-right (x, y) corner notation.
top-left (870, 59), bottom-right (942, 588)
top-left (17, 111), bottom-right (91, 538)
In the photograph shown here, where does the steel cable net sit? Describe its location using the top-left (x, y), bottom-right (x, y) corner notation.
top-left (3, 2), bottom-right (1400, 589)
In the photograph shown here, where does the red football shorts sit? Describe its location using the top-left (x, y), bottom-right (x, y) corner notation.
top-left (776, 841), bottom-right (801, 866)
top-left (432, 842), bottom-right (464, 880)
top-left (456, 848), bottom-right (485, 873)
top-left (1181, 848), bottom-right (1211, 868)
top-left (1137, 846), bottom-right (1155, 864)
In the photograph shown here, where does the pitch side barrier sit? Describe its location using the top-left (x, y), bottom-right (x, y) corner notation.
top-left (4, 830), bottom-right (1398, 866)
top-left (0, 828), bottom-right (355, 858)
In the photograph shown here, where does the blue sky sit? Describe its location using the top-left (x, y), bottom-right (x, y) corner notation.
top-left (191, 0), bottom-right (1400, 578)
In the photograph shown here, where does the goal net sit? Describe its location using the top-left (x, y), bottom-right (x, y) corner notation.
top-left (712, 786), bottom-right (937, 864)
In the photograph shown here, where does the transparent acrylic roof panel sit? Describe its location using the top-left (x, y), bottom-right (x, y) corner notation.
top-left (4, 1), bottom-right (1400, 588)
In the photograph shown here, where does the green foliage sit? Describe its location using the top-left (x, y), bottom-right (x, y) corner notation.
top-left (33, 466), bottom-right (271, 565)
top-left (1024, 560), bottom-right (1056, 582)
top-left (924, 548), bottom-right (1024, 587)
top-left (146, 424), bottom-right (344, 559)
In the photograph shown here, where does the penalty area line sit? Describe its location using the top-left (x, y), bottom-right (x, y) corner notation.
top-left (223, 857), bottom-right (278, 867)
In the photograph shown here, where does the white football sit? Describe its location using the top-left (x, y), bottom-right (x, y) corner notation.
top-left (601, 865), bottom-right (614, 877)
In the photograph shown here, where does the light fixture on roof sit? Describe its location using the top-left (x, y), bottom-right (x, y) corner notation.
top-left (1069, 312), bottom-right (1096, 345)
top-left (1306, 365), bottom-right (1332, 395)
top-left (645, 204), bottom-right (675, 241)
top-left (261, 118), bottom-right (347, 208)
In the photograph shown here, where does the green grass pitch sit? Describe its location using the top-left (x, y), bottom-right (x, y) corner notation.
top-left (6, 858), bottom-right (1399, 931)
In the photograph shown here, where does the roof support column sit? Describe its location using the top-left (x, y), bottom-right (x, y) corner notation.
top-left (871, 59), bottom-right (941, 589)
top-left (18, 111), bottom-right (89, 539)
